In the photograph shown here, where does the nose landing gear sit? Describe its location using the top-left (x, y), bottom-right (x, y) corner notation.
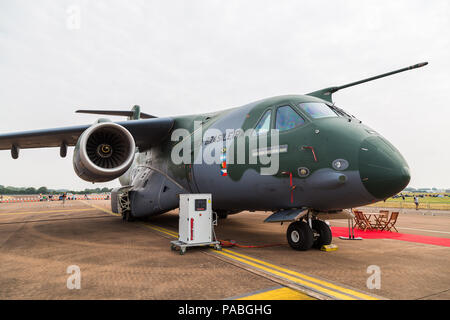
top-left (311, 219), bottom-right (332, 249)
top-left (286, 218), bottom-right (332, 251)
top-left (287, 221), bottom-right (314, 250)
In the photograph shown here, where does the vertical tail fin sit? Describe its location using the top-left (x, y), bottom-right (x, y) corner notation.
top-left (307, 62), bottom-right (428, 103)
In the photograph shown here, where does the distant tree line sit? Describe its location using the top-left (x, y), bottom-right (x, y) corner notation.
top-left (0, 185), bottom-right (112, 195)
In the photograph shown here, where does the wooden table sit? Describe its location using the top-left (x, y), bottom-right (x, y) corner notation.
top-left (363, 212), bottom-right (384, 230)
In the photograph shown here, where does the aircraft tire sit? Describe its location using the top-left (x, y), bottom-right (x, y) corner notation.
top-left (287, 221), bottom-right (314, 251)
top-left (123, 210), bottom-right (135, 222)
top-left (312, 220), bottom-right (332, 248)
top-left (217, 211), bottom-right (228, 219)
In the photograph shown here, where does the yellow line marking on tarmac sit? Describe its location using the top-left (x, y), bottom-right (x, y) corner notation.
top-left (214, 250), bottom-right (356, 300)
top-left (237, 287), bottom-right (315, 300)
top-left (139, 221), bottom-right (378, 300)
top-left (220, 248), bottom-right (378, 300)
top-left (146, 224), bottom-right (379, 300)
top-left (133, 223), bottom-right (375, 300)
top-left (144, 223), bottom-right (178, 237)
top-left (139, 224), bottom-right (315, 300)
top-left (80, 201), bottom-right (179, 238)
top-left (80, 203), bottom-right (379, 300)
top-left (0, 208), bottom-right (94, 216)
top-left (80, 201), bottom-right (121, 216)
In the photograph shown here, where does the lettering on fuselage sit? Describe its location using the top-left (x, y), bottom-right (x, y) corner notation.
top-left (203, 128), bottom-right (244, 146)
top-left (171, 122), bottom-right (281, 175)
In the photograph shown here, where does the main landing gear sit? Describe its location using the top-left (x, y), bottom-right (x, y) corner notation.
top-left (286, 219), bottom-right (332, 251)
top-left (118, 191), bottom-right (135, 222)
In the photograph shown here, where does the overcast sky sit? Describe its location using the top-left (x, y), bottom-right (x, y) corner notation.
top-left (0, 0), bottom-right (449, 190)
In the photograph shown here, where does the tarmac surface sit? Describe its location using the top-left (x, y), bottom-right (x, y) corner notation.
top-left (0, 200), bottom-right (449, 300)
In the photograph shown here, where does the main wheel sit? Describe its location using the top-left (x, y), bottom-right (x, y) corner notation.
top-left (287, 221), bottom-right (314, 251)
top-left (311, 220), bottom-right (332, 248)
top-left (217, 211), bottom-right (228, 219)
top-left (123, 210), bottom-right (135, 222)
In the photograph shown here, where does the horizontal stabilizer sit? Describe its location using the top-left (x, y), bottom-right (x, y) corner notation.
top-left (76, 110), bottom-right (156, 119)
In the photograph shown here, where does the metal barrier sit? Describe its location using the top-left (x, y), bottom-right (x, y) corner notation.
top-left (0, 194), bottom-right (110, 203)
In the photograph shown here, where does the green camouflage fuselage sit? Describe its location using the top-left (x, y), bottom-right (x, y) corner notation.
top-left (121, 94), bottom-right (410, 217)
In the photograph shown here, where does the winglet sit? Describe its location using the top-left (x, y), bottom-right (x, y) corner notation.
top-left (307, 62), bottom-right (428, 103)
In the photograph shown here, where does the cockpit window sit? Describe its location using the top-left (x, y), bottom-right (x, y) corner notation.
top-left (275, 106), bottom-right (305, 131)
top-left (299, 102), bottom-right (339, 119)
top-left (254, 110), bottom-right (271, 135)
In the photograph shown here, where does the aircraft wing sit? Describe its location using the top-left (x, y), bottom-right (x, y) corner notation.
top-left (0, 117), bottom-right (174, 152)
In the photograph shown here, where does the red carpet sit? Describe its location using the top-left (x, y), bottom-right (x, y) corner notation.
top-left (331, 227), bottom-right (450, 247)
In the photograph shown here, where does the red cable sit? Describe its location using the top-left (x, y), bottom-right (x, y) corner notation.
top-left (218, 239), bottom-right (284, 248)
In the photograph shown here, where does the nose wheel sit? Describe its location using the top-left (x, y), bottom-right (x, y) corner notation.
top-left (311, 219), bottom-right (332, 248)
top-left (287, 219), bottom-right (332, 250)
top-left (287, 221), bottom-right (314, 251)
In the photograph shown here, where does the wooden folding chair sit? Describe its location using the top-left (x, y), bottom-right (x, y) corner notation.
top-left (353, 210), bottom-right (363, 230)
top-left (379, 210), bottom-right (389, 221)
top-left (382, 212), bottom-right (399, 232)
top-left (362, 212), bottom-right (377, 230)
top-left (354, 211), bottom-right (372, 231)
top-left (377, 210), bottom-right (390, 229)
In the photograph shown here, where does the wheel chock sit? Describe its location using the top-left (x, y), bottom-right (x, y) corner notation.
top-left (320, 244), bottom-right (338, 252)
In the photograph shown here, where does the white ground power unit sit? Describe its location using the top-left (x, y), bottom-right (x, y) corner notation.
top-left (170, 194), bottom-right (221, 255)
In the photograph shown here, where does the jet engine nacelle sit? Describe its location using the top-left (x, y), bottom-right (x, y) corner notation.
top-left (73, 122), bottom-right (136, 182)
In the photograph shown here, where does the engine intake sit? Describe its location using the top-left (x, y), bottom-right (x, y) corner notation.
top-left (73, 122), bottom-right (136, 182)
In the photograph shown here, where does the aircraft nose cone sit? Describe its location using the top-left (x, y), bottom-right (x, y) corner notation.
top-left (359, 137), bottom-right (411, 200)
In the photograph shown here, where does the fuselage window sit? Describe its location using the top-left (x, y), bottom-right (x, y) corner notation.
top-left (299, 102), bottom-right (339, 119)
top-left (275, 106), bottom-right (305, 131)
top-left (253, 110), bottom-right (271, 135)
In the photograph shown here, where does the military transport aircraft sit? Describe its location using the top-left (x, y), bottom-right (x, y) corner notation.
top-left (0, 62), bottom-right (427, 250)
